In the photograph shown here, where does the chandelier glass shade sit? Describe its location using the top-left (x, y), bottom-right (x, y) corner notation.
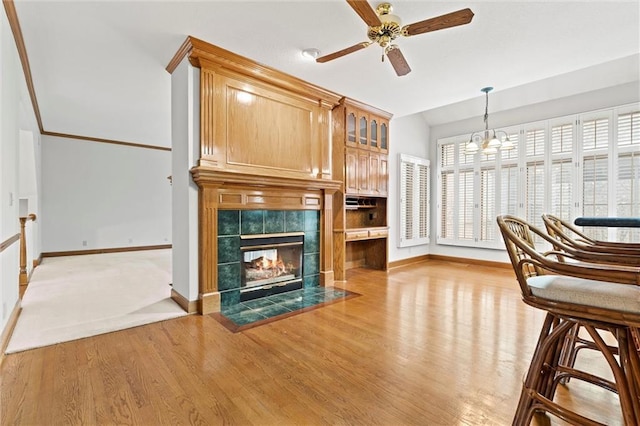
top-left (465, 87), bottom-right (514, 155)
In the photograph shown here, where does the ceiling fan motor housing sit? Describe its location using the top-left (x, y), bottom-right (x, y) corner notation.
top-left (368, 2), bottom-right (402, 47)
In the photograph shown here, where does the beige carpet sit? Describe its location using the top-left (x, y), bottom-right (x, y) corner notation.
top-left (6, 249), bottom-right (186, 354)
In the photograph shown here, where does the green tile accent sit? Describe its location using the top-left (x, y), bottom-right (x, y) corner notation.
top-left (241, 210), bottom-right (264, 235)
top-left (284, 211), bottom-right (304, 232)
top-left (218, 210), bottom-right (240, 236)
top-left (303, 274), bottom-right (319, 288)
top-left (218, 263), bottom-right (241, 291)
top-left (304, 210), bottom-right (320, 231)
top-left (304, 231), bottom-right (319, 254)
top-left (219, 288), bottom-right (356, 327)
top-left (221, 290), bottom-right (241, 307)
top-left (303, 253), bottom-right (319, 276)
top-left (217, 236), bottom-right (240, 264)
top-left (265, 211), bottom-right (285, 234)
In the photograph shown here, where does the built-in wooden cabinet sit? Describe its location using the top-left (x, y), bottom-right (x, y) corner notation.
top-left (331, 97), bottom-right (392, 280)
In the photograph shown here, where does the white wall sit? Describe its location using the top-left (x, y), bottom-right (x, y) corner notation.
top-left (0, 10), bottom-right (40, 333)
top-left (388, 113), bottom-right (430, 263)
top-left (170, 59), bottom-right (199, 302)
top-left (40, 135), bottom-right (171, 252)
top-left (426, 82), bottom-right (640, 263)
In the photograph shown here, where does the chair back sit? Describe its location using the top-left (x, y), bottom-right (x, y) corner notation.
top-left (542, 214), bottom-right (595, 245)
top-left (497, 215), bottom-right (542, 298)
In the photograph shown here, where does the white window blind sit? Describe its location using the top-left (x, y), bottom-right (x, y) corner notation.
top-left (440, 170), bottom-right (454, 239)
top-left (480, 167), bottom-right (496, 241)
top-left (459, 169), bottom-right (474, 240)
top-left (526, 160), bottom-right (545, 236)
top-left (500, 164), bottom-right (519, 216)
top-left (398, 154), bottom-right (430, 247)
top-left (616, 109), bottom-right (640, 242)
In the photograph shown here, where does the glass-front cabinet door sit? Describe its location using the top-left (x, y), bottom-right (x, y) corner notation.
top-left (359, 113), bottom-right (368, 147)
top-left (380, 119), bottom-right (389, 153)
top-left (346, 108), bottom-right (357, 146)
top-left (370, 119), bottom-right (378, 149)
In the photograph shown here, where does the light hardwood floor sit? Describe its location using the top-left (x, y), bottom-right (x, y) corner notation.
top-left (0, 260), bottom-right (623, 425)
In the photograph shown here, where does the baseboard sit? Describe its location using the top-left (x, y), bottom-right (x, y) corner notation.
top-left (427, 254), bottom-right (511, 269)
top-left (0, 299), bottom-right (22, 364)
top-left (33, 254), bottom-right (42, 268)
top-left (388, 253), bottom-right (510, 270)
top-left (388, 254), bottom-right (430, 269)
top-left (42, 244), bottom-right (172, 258)
top-left (171, 289), bottom-right (199, 314)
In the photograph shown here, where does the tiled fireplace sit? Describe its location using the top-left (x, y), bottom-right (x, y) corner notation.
top-left (217, 209), bottom-right (321, 308)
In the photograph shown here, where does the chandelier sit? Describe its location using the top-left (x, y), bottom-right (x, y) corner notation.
top-left (464, 87), bottom-right (514, 155)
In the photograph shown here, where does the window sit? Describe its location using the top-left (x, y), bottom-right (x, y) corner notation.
top-left (436, 103), bottom-right (640, 249)
top-left (399, 154), bottom-right (430, 247)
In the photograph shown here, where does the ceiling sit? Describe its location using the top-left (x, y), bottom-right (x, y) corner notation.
top-left (13, 0), bottom-right (640, 148)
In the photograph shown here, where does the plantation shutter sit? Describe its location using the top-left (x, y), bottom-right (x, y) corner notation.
top-left (618, 111), bottom-right (640, 147)
top-left (500, 164), bottom-right (519, 216)
top-left (616, 109), bottom-right (640, 242)
top-left (550, 122), bottom-right (575, 220)
top-left (581, 114), bottom-right (610, 241)
top-left (526, 160), bottom-right (545, 237)
top-left (480, 167), bottom-right (496, 241)
top-left (440, 170), bottom-right (454, 239)
top-left (399, 154), bottom-right (430, 247)
top-left (459, 169), bottom-right (474, 240)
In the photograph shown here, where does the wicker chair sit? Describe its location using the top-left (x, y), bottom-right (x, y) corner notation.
top-left (497, 215), bottom-right (640, 425)
top-left (542, 213), bottom-right (640, 382)
top-left (542, 214), bottom-right (640, 254)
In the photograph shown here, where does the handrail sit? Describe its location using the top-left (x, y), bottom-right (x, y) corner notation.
top-left (19, 213), bottom-right (37, 286)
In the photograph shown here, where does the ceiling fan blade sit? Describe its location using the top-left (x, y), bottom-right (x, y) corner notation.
top-left (402, 8), bottom-right (474, 37)
top-left (346, 0), bottom-right (382, 27)
top-left (386, 46), bottom-right (411, 76)
top-left (316, 42), bottom-right (372, 63)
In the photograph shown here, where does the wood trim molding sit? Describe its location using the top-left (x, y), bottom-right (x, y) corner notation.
top-left (2, 0), bottom-right (43, 133)
top-left (191, 167), bottom-right (342, 192)
top-left (165, 36), bottom-right (193, 74)
top-left (170, 289), bottom-right (198, 314)
top-left (43, 131), bottom-right (171, 152)
top-left (341, 97), bottom-right (393, 120)
top-left (169, 36), bottom-right (342, 106)
top-left (42, 244), bottom-right (171, 258)
top-left (0, 233), bottom-right (20, 253)
top-left (427, 254), bottom-right (511, 269)
top-left (389, 254), bottom-right (511, 270)
top-left (0, 299), bottom-right (22, 367)
top-left (388, 254), bottom-right (430, 269)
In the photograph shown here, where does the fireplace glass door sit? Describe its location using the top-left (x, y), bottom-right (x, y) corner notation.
top-left (240, 233), bottom-right (304, 297)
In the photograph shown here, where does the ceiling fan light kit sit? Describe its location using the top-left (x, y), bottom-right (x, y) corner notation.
top-left (316, 1), bottom-right (474, 76)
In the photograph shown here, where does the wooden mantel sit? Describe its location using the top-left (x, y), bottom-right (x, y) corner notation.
top-left (168, 36), bottom-right (344, 313)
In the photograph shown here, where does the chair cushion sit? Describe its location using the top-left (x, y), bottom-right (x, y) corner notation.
top-left (527, 275), bottom-right (640, 313)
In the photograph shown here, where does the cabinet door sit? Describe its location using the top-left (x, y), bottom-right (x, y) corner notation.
top-left (369, 153), bottom-right (380, 195)
top-left (370, 118), bottom-right (379, 150)
top-left (379, 118), bottom-right (389, 153)
top-left (357, 150), bottom-right (370, 194)
top-left (378, 154), bottom-right (388, 196)
top-left (358, 111), bottom-right (369, 148)
top-left (345, 148), bottom-right (358, 195)
top-left (346, 107), bottom-right (358, 147)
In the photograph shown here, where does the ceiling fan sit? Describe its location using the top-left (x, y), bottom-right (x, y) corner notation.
top-left (316, 1), bottom-right (474, 76)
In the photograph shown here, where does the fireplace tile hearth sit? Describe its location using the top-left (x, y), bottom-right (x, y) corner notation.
top-left (213, 287), bottom-right (359, 332)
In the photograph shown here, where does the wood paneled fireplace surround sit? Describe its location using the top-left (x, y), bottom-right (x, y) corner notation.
top-left (168, 37), bottom-right (390, 314)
